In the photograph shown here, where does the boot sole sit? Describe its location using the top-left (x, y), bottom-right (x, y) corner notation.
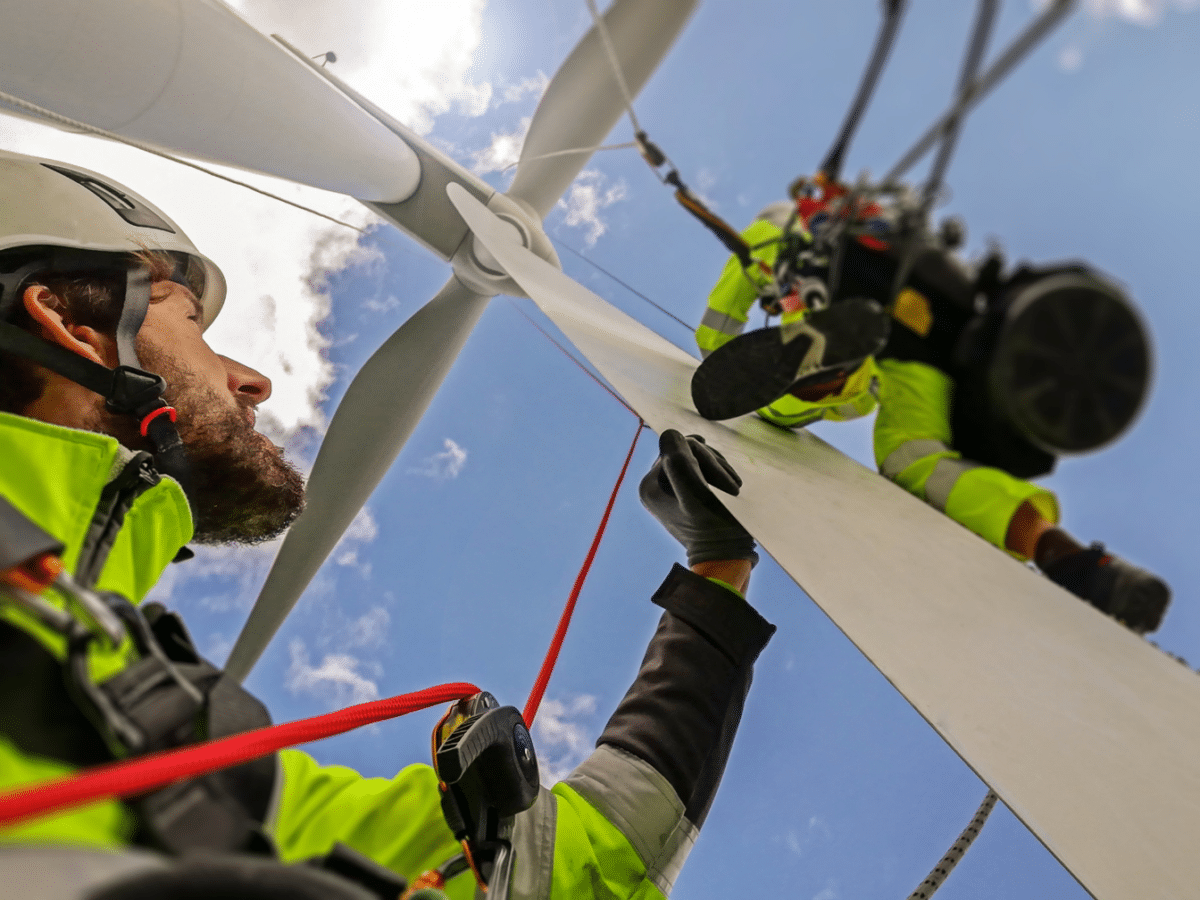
top-left (692, 300), bottom-right (889, 421)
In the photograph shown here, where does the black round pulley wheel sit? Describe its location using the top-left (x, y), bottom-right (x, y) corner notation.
top-left (989, 271), bottom-right (1152, 454)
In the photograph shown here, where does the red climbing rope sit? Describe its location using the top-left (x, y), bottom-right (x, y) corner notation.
top-left (0, 681), bottom-right (479, 829)
top-left (523, 421), bottom-right (644, 727)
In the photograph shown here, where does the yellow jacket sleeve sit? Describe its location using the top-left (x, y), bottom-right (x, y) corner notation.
top-left (696, 219), bottom-right (785, 357)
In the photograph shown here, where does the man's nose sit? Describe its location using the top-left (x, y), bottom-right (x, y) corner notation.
top-left (220, 355), bottom-right (273, 404)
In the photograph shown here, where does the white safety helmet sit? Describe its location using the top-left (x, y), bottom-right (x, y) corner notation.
top-left (0, 150), bottom-right (229, 491)
top-left (0, 149), bottom-right (226, 329)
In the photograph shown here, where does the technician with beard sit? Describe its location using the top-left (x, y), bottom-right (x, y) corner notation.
top-left (0, 151), bottom-right (774, 900)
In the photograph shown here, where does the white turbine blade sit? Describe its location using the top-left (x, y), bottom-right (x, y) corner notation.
top-left (225, 276), bottom-right (490, 681)
top-left (450, 182), bottom-right (1200, 900)
top-left (0, 0), bottom-right (419, 202)
top-left (507, 0), bottom-right (697, 218)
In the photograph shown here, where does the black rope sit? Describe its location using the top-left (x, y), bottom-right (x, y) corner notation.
top-left (820, 0), bottom-right (909, 182)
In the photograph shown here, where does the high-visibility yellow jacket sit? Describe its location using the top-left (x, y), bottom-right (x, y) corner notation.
top-left (0, 411), bottom-right (774, 898)
top-left (698, 213), bottom-right (1059, 558)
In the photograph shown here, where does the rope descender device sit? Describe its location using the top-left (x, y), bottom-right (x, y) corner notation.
top-left (426, 691), bottom-right (539, 898)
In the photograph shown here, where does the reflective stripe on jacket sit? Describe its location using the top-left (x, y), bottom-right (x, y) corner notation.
top-left (273, 564), bottom-right (775, 899)
top-left (873, 359), bottom-right (1059, 557)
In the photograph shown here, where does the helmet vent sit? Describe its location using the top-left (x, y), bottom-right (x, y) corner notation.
top-left (42, 164), bottom-right (176, 234)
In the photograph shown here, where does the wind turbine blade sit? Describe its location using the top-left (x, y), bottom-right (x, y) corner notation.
top-left (451, 181), bottom-right (1200, 900)
top-left (883, 0), bottom-right (1076, 184)
top-left (507, 0), bottom-right (697, 219)
top-left (225, 277), bottom-right (491, 681)
top-left (0, 0), bottom-right (419, 202)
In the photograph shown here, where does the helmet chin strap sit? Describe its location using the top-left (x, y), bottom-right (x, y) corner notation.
top-left (110, 266), bottom-right (192, 499)
top-left (0, 260), bottom-right (193, 502)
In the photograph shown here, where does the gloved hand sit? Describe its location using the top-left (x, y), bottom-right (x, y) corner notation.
top-left (639, 430), bottom-right (758, 568)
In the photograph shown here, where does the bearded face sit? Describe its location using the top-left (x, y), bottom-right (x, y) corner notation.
top-left (85, 326), bottom-right (306, 546)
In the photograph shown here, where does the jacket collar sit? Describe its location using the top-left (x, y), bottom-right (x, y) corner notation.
top-left (0, 411), bottom-right (193, 602)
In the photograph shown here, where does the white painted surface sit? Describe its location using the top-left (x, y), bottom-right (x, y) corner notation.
top-left (450, 182), bottom-right (1200, 900)
top-left (0, 0), bottom-right (419, 202)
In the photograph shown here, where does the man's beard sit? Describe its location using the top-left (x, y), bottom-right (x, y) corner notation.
top-left (92, 347), bottom-right (306, 545)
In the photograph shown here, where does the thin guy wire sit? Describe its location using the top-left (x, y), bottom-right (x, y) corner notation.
top-left (0, 90), bottom-right (366, 234)
top-left (555, 241), bottom-right (695, 333)
top-left (502, 141), bottom-right (638, 173)
top-left (507, 298), bottom-right (639, 417)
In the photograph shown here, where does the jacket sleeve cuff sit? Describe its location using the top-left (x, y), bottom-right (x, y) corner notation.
top-left (652, 563), bottom-right (775, 667)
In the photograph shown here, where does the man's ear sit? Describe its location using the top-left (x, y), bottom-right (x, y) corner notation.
top-left (21, 285), bottom-right (113, 366)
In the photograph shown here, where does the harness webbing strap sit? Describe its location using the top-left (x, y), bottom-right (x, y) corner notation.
top-left (0, 681), bottom-right (479, 830)
top-left (114, 267), bottom-right (151, 371)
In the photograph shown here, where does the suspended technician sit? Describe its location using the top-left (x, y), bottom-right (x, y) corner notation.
top-left (0, 151), bottom-right (775, 899)
top-left (684, 0), bottom-right (1169, 633)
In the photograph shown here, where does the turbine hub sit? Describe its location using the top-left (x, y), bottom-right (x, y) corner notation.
top-left (450, 191), bottom-right (560, 297)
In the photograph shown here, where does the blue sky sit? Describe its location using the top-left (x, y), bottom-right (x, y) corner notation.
top-left (6, 1), bottom-right (1200, 897)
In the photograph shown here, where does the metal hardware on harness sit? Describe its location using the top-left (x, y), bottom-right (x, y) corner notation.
top-left (0, 496), bottom-right (126, 647)
top-left (433, 692), bottom-right (539, 898)
top-left (54, 569), bottom-right (127, 647)
top-left (65, 595), bottom-right (204, 756)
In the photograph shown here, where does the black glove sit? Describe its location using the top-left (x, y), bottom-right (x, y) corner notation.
top-left (639, 430), bottom-right (758, 568)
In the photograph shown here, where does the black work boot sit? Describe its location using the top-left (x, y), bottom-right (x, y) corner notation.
top-left (691, 298), bottom-right (890, 420)
top-left (1042, 543), bottom-right (1171, 634)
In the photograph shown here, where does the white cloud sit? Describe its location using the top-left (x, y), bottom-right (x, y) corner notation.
top-left (333, 506), bottom-right (380, 575)
top-left (206, 632), bottom-right (236, 666)
top-left (776, 814), bottom-right (832, 860)
top-left (408, 438), bottom-right (468, 480)
top-left (344, 606), bottom-right (391, 650)
top-left (500, 73), bottom-right (550, 106)
top-left (1058, 45), bottom-right (1085, 71)
top-left (558, 170), bottom-right (628, 246)
top-left (471, 117), bottom-right (532, 176)
top-left (286, 638), bottom-right (381, 707)
top-left (532, 694), bottom-right (598, 786)
top-left (812, 882), bottom-right (839, 900)
top-left (1037, 0), bottom-right (1200, 24)
top-left (1081, 0), bottom-right (1200, 24)
top-left (363, 294), bottom-right (402, 314)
